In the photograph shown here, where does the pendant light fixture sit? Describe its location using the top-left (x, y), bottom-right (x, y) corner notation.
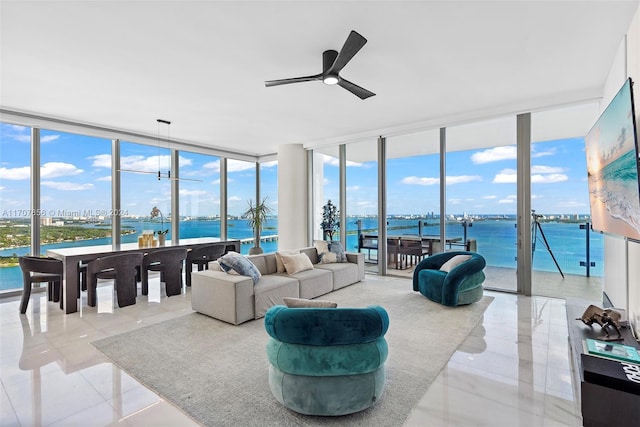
top-left (119, 119), bottom-right (202, 182)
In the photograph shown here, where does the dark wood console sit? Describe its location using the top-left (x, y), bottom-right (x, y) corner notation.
top-left (566, 299), bottom-right (640, 427)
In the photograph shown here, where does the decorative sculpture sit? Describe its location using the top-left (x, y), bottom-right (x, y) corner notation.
top-left (577, 304), bottom-right (624, 341)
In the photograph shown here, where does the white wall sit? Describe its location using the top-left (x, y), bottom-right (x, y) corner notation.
top-left (277, 144), bottom-right (308, 250)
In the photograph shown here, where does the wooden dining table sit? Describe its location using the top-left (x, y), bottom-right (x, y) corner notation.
top-left (47, 237), bottom-right (240, 314)
top-left (358, 234), bottom-right (463, 268)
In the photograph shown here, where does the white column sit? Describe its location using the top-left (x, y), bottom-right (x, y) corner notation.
top-left (278, 144), bottom-right (308, 249)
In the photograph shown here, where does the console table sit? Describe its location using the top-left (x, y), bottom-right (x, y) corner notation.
top-left (566, 299), bottom-right (640, 427)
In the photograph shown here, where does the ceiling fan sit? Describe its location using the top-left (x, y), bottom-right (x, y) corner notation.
top-left (265, 30), bottom-right (375, 100)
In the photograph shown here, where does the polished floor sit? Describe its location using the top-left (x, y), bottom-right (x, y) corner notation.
top-left (1, 274), bottom-right (589, 426)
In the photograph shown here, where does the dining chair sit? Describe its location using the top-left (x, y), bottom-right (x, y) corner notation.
top-left (185, 244), bottom-right (226, 287)
top-left (141, 248), bottom-right (188, 297)
top-left (18, 256), bottom-right (64, 314)
top-left (386, 238), bottom-right (401, 269)
top-left (86, 253), bottom-right (144, 308)
top-left (399, 238), bottom-right (427, 269)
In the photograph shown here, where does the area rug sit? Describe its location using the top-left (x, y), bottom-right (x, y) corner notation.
top-left (92, 279), bottom-right (493, 426)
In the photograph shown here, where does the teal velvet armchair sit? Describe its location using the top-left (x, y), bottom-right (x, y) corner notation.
top-left (412, 251), bottom-right (486, 307)
top-left (264, 305), bottom-right (389, 416)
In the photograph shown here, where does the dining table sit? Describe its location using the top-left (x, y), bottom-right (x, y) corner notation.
top-left (47, 237), bottom-right (240, 314)
top-left (358, 234), bottom-right (463, 268)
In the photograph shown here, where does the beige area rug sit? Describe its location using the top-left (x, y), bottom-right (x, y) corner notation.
top-left (92, 279), bottom-right (493, 427)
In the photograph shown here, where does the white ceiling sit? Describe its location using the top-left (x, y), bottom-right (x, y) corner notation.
top-left (1, 1), bottom-right (638, 159)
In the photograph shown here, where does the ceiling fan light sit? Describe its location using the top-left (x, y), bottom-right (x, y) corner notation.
top-left (323, 75), bottom-right (339, 85)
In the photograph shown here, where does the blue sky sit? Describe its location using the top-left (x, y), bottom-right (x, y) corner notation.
top-left (322, 136), bottom-right (591, 217)
top-left (1, 122), bottom-right (591, 219)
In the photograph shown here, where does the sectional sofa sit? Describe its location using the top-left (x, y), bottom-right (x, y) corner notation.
top-left (191, 246), bottom-right (365, 325)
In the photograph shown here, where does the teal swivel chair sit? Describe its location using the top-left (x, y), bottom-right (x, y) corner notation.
top-left (264, 305), bottom-right (389, 416)
top-left (413, 251), bottom-right (485, 307)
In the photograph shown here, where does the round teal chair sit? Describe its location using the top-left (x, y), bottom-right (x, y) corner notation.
top-left (264, 305), bottom-right (389, 416)
top-left (412, 251), bottom-right (485, 307)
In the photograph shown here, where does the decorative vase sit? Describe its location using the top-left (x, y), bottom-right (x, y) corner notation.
top-left (158, 234), bottom-right (166, 246)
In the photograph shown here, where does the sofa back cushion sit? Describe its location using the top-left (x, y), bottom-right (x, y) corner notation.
top-left (248, 253), bottom-right (278, 275)
top-left (300, 247), bottom-right (320, 264)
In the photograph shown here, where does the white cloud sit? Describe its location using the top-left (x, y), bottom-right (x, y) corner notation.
top-left (482, 195), bottom-right (498, 199)
top-left (347, 186), bottom-right (360, 191)
top-left (498, 198), bottom-right (515, 204)
top-left (261, 160), bottom-right (278, 168)
top-left (180, 189), bottom-right (207, 196)
top-left (323, 155), bottom-right (363, 167)
top-left (446, 175), bottom-right (482, 185)
top-left (117, 154), bottom-right (193, 173)
top-left (531, 165), bottom-right (565, 174)
top-left (0, 166), bottom-right (30, 180)
top-left (493, 168), bottom-right (516, 183)
top-left (0, 162), bottom-right (83, 180)
top-left (41, 181), bottom-right (93, 191)
top-left (531, 173), bottom-right (568, 183)
top-left (531, 147), bottom-right (556, 158)
top-left (41, 135), bottom-right (60, 143)
top-left (471, 146), bottom-right (516, 164)
top-left (41, 162), bottom-right (83, 178)
top-left (228, 196), bottom-right (242, 202)
top-left (402, 176), bottom-right (439, 186)
top-left (96, 175), bottom-right (111, 182)
top-left (89, 154), bottom-right (111, 168)
top-left (203, 159), bottom-right (254, 174)
top-left (471, 145), bottom-right (556, 164)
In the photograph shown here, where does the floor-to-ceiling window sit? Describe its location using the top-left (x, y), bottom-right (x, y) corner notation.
top-left (0, 122), bottom-right (33, 292)
top-left (226, 159), bottom-right (257, 254)
top-left (346, 140), bottom-right (378, 266)
top-left (386, 130), bottom-right (440, 274)
top-left (260, 160), bottom-right (278, 252)
top-left (447, 117), bottom-right (518, 292)
top-left (530, 103), bottom-right (603, 300)
top-left (312, 148), bottom-right (340, 242)
top-left (178, 151), bottom-right (221, 240)
top-left (39, 129), bottom-right (114, 249)
top-left (119, 141), bottom-right (171, 243)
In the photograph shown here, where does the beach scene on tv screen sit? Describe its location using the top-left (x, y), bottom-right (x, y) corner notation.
top-left (585, 79), bottom-right (640, 241)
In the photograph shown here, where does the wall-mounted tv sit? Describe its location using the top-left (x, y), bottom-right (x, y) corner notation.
top-left (585, 78), bottom-right (640, 241)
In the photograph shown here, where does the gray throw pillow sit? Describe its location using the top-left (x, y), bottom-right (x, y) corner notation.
top-left (218, 251), bottom-right (262, 284)
top-left (328, 241), bottom-right (347, 263)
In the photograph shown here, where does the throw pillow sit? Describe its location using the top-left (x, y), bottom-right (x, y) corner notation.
top-left (218, 251), bottom-right (262, 284)
top-left (275, 250), bottom-right (299, 273)
top-left (314, 240), bottom-right (333, 264)
top-left (439, 254), bottom-right (472, 273)
top-left (283, 297), bottom-right (337, 308)
top-left (281, 253), bottom-right (314, 275)
top-left (328, 241), bottom-right (348, 263)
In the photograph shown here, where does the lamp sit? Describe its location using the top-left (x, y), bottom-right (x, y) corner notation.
top-left (119, 119), bottom-right (202, 182)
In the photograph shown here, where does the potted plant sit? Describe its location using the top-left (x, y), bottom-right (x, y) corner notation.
top-left (242, 197), bottom-right (272, 255)
top-left (320, 200), bottom-right (339, 241)
top-left (150, 206), bottom-right (169, 246)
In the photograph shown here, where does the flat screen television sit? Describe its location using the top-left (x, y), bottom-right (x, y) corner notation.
top-left (585, 77), bottom-right (640, 242)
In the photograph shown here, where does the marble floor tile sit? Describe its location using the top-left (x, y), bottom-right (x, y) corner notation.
top-left (0, 275), bottom-right (585, 426)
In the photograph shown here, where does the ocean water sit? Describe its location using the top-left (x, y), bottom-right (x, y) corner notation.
top-left (0, 217), bottom-right (603, 291)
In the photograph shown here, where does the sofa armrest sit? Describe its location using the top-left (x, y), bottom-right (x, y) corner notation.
top-left (346, 252), bottom-right (365, 281)
top-left (191, 270), bottom-right (255, 325)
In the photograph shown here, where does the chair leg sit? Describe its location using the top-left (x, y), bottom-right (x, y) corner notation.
top-left (141, 269), bottom-right (149, 295)
top-left (19, 284), bottom-right (31, 314)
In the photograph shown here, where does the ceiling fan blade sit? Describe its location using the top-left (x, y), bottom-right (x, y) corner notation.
top-left (338, 77), bottom-right (375, 100)
top-left (265, 73), bottom-right (323, 87)
top-left (327, 31), bottom-right (367, 75)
